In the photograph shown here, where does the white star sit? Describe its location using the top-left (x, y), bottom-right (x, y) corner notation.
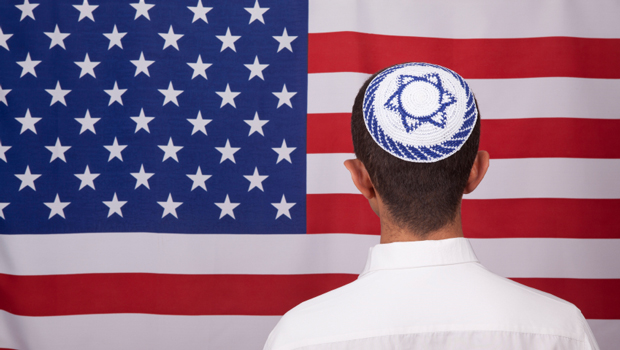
top-left (130, 108), bottom-right (154, 133)
top-left (187, 166), bottom-right (211, 191)
top-left (244, 56), bottom-right (268, 80)
top-left (159, 25), bottom-right (183, 50)
top-left (273, 84), bottom-right (296, 108)
top-left (273, 28), bottom-right (297, 52)
top-left (44, 25), bottom-right (70, 49)
top-left (215, 84), bottom-right (240, 108)
top-left (103, 193), bottom-right (127, 218)
top-left (245, 0), bottom-right (269, 24)
top-left (16, 0), bottom-right (39, 21)
top-left (15, 109), bottom-right (41, 134)
top-left (46, 138), bottom-right (71, 163)
top-left (74, 53), bottom-right (99, 78)
top-left (0, 85), bottom-right (10, 106)
top-left (103, 25), bottom-right (126, 49)
top-left (46, 81), bottom-right (71, 106)
top-left (15, 166), bottom-right (41, 191)
top-left (187, 55), bottom-right (211, 79)
top-left (244, 112), bottom-right (268, 136)
top-left (159, 82), bottom-right (183, 106)
top-left (244, 167), bottom-right (268, 192)
top-left (215, 139), bottom-right (240, 164)
top-left (158, 137), bottom-right (183, 162)
top-left (104, 81), bottom-right (127, 106)
top-left (214, 194), bottom-right (239, 219)
top-left (187, 111), bottom-right (211, 135)
top-left (130, 0), bottom-right (155, 20)
top-left (158, 193), bottom-right (182, 219)
top-left (75, 165), bottom-right (99, 190)
top-left (0, 140), bottom-right (10, 162)
top-left (131, 164), bottom-right (154, 189)
top-left (0, 202), bottom-right (8, 219)
top-left (75, 110), bottom-right (100, 134)
top-left (187, 0), bottom-right (212, 23)
top-left (130, 52), bottom-right (154, 77)
top-left (73, 0), bottom-right (98, 22)
top-left (272, 139), bottom-right (296, 164)
top-left (17, 52), bottom-right (41, 77)
top-left (272, 195), bottom-right (296, 219)
top-left (0, 27), bottom-right (12, 50)
top-left (104, 137), bottom-right (126, 161)
top-left (44, 194), bottom-right (70, 219)
top-left (216, 27), bottom-right (241, 52)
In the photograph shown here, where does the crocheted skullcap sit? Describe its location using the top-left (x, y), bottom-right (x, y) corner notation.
top-left (362, 62), bottom-right (478, 163)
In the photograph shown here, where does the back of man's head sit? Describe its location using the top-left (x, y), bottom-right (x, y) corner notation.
top-left (351, 63), bottom-right (481, 238)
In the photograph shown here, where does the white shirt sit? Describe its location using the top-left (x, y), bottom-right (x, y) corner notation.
top-left (264, 238), bottom-right (599, 350)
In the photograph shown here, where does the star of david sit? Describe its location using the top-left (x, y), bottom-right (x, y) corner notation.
top-left (384, 73), bottom-right (456, 132)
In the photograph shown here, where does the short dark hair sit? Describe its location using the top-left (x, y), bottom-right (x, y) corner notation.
top-left (351, 67), bottom-right (481, 238)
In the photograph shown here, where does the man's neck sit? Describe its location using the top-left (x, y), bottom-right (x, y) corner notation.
top-left (379, 214), bottom-right (464, 244)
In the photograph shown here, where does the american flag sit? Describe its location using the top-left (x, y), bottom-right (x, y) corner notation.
top-left (0, 0), bottom-right (618, 349)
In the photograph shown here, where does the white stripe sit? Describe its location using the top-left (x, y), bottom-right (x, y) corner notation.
top-left (588, 319), bottom-right (620, 350)
top-left (308, 73), bottom-right (620, 120)
top-left (307, 154), bottom-right (620, 199)
top-left (309, 0), bottom-right (620, 39)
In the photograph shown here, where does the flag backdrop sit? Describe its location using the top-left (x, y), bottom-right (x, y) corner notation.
top-left (0, 0), bottom-right (619, 349)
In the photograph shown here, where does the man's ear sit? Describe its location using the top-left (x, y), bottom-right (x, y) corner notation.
top-left (464, 150), bottom-right (490, 194)
top-left (344, 159), bottom-right (376, 200)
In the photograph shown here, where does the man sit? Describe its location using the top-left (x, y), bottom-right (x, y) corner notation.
top-left (264, 63), bottom-right (599, 350)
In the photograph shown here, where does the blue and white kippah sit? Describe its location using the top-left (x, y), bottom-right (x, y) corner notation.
top-left (363, 62), bottom-right (478, 163)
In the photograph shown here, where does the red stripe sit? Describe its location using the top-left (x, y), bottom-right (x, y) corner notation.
top-left (308, 114), bottom-right (620, 158)
top-left (307, 194), bottom-right (620, 239)
top-left (308, 32), bottom-right (620, 78)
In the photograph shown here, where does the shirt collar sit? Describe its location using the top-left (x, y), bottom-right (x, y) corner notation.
top-left (360, 237), bottom-right (478, 277)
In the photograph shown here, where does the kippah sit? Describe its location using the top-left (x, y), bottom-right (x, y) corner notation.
top-left (362, 62), bottom-right (478, 163)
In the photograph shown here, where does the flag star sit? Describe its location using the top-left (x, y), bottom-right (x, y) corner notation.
top-left (46, 81), bottom-right (71, 106)
top-left (273, 84), bottom-right (296, 108)
top-left (73, 0), bottom-right (98, 22)
top-left (15, 166), bottom-right (41, 191)
top-left (44, 25), bottom-right (70, 49)
top-left (103, 25), bottom-right (126, 49)
top-left (244, 112), bottom-right (268, 136)
top-left (75, 53), bottom-right (100, 78)
top-left (103, 193), bottom-right (127, 218)
top-left (159, 25), bottom-right (183, 50)
top-left (130, 0), bottom-right (155, 20)
top-left (158, 193), bottom-right (182, 219)
top-left (131, 164), bottom-right (154, 189)
top-left (104, 81), bottom-right (127, 106)
top-left (244, 56), bottom-right (268, 81)
top-left (244, 167), bottom-right (268, 192)
top-left (272, 195), bottom-right (296, 219)
top-left (158, 137), bottom-right (183, 162)
top-left (0, 85), bottom-right (10, 106)
top-left (187, 111), bottom-right (212, 135)
top-left (159, 82), bottom-right (183, 106)
top-left (15, 109), bottom-right (41, 134)
top-left (273, 28), bottom-right (297, 52)
top-left (215, 84), bottom-right (240, 108)
top-left (215, 139), bottom-right (240, 164)
top-left (130, 52), bottom-right (154, 77)
top-left (188, 0), bottom-right (212, 23)
top-left (75, 109), bottom-right (100, 134)
top-left (245, 0), bottom-right (269, 24)
top-left (272, 139), bottom-right (296, 164)
top-left (46, 138), bottom-right (71, 163)
top-left (187, 55), bottom-right (212, 79)
top-left (44, 194), bottom-right (70, 219)
top-left (0, 28), bottom-right (12, 50)
top-left (17, 52), bottom-right (41, 77)
top-left (187, 166), bottom-right (211, 191)
top-left (215, 195), bottom-right (239, 219)
top-left (216, 27), bottom-right (241, 52)
top-left (0, 140), bottom-right (11, 162)
top-left (104, 137), bottom-right (127, 161)
top-left (130, 108), bottom-right (154, 133)
top-left (0, 202), bottom-right (8, 219)
top-left (16, 0), bottom-right (39, 21)
top-left (75, 165), bottom-right (99, 190)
